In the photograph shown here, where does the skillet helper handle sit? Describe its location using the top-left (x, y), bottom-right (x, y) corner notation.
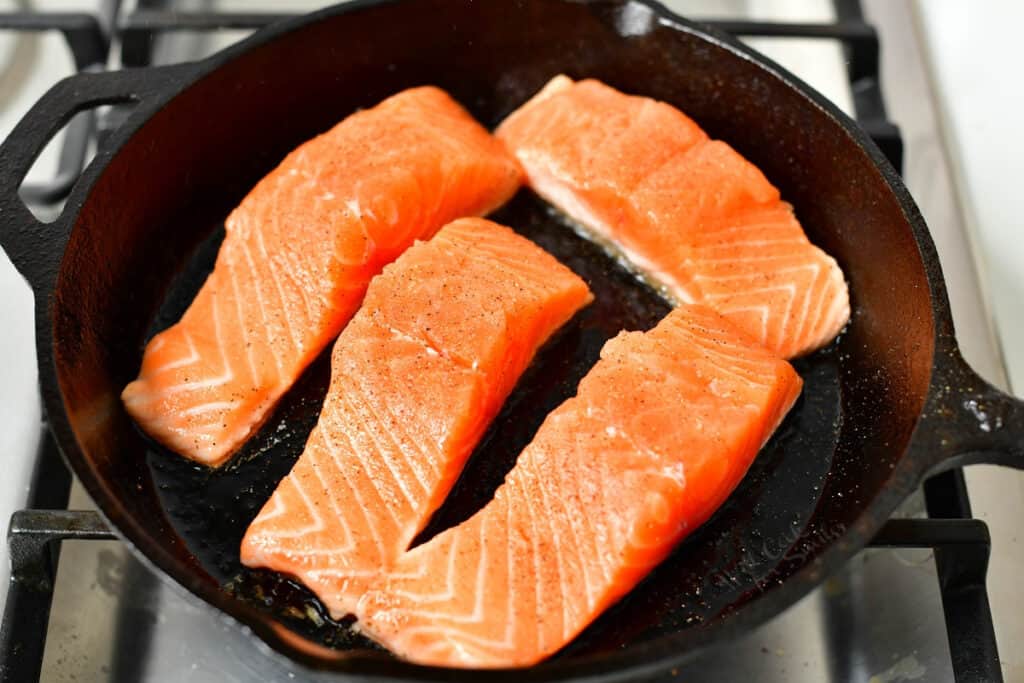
top-left (0, 65), bottom-right (195, 292)
top-left (926, 352), bottom-right (1024, 473)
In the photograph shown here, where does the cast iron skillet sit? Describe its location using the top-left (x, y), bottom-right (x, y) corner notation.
top-left (1, 0), bottom-right (1022, 679)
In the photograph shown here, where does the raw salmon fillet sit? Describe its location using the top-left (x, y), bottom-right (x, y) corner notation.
top-left (356, 304), bottom-right (802, 668)
top-left (122, 87), bottom-right (522, 466)
top-left (241, 218), bottom-right (592, 618)
top-left (497, 75), bottom-right (849, 358)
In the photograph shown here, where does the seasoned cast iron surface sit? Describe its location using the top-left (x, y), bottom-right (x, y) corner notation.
top-left (143, 190), bottom-right (841, 657)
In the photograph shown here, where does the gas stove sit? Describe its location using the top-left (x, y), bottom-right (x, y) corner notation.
top-left (0, 1), bottom-right (1018, 681)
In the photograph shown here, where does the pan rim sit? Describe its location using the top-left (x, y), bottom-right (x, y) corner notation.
top-left (36, 0), bottom-right (953, 679)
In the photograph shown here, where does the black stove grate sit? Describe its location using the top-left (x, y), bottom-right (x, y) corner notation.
top-left (0, 1), bottom-right (117, 204)
top-left (0, 1), bottom-right (1001, 682)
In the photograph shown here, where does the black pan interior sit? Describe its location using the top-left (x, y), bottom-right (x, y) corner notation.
top-left (47, 0), bottom-right (936, 669)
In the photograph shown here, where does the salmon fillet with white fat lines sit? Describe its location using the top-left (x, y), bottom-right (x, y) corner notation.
top-left (497, 75), bottom-right (849, 358)
top-left (122, 88), bottom-right (522, 467)
top-left (356, 304), bottom-right (802, 668)
top-left (240, 218), bottom-right (593, 618)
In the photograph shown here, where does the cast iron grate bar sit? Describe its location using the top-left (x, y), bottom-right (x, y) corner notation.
top-left (120, 10), bottom-right (291, 66)
top-left (923, 470), bottom-right (1002, 683)
top-left (865, 514), bottom-right (1001, 683)
top-left (0, 426), bottom-right (77, 683)
top-left (0, 13), bottom-right (101, 204)
top-left (832, 0), bottom-right (902, 168)
top-left (0, 511), bottom-right (113, 683)
top-left (868, 517), bottom-right (989, 548)
top-left (0, 0), bottom-right (120, 204)
top-left (0, 13), bottom-right (106, 70)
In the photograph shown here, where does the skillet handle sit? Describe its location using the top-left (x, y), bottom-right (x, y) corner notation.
top-left (0, 64), bottom-right (196, 292)
top-left (923, 351), bottom-right (1024, 474)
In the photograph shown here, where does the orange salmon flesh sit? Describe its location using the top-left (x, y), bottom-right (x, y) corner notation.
top-left (497, 75), bottom-right (850, 359)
